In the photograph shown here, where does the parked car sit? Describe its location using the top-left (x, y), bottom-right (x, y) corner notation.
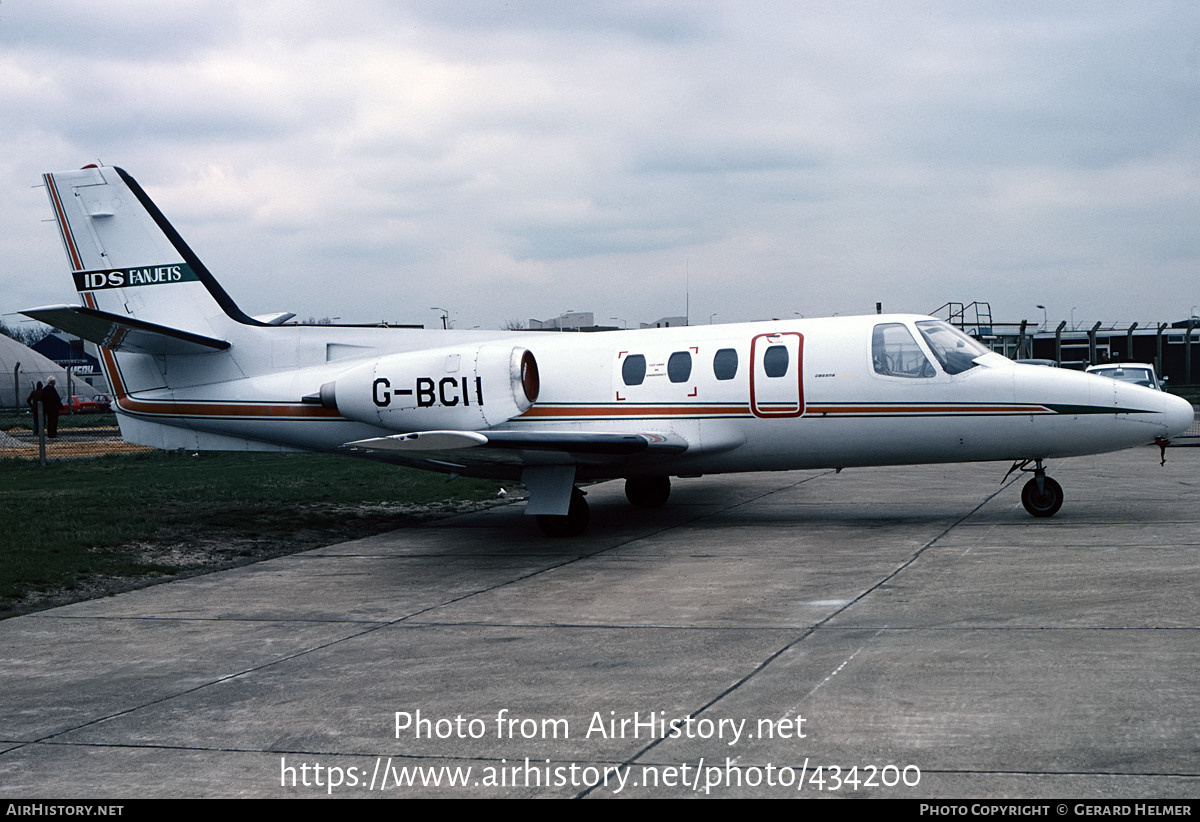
top-left (66, 394), bottom-right (112, 414)
top-left (1084, 363), bottom-right (1166, 391)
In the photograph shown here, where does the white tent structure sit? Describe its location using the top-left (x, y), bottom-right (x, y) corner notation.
top-left (0, 334), bottom-right (99, 409)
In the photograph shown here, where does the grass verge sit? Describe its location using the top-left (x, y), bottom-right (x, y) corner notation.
top-left (0, 450), bottom-right (506, 615)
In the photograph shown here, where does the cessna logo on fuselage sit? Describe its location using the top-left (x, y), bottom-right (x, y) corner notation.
top-left (73, 263), bottom-right (198, 292)
top-left (373, 376), bottom-right (484, 409)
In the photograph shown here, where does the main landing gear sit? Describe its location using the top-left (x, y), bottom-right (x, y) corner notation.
top-left (625, 475), bottom-right (671, 508)
top-left (1008, 458), bottom-right (1064, 518)
top-left (535, 476), bottom-right (673, 537)
top-left (536, 487), bottom-right (589, 537)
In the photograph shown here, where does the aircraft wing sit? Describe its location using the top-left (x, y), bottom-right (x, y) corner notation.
top-left (344, 429), bottom-right (689, 465)
top-left (20, 304), bottom-right (230, 355)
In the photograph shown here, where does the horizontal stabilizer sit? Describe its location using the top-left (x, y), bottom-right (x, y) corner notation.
top-left (20, 304), bottom-right (230, 355)
top-left (347, 429), bottom-right (689, 457)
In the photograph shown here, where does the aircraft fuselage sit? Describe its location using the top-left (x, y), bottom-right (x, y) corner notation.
top-left (96, 314), bottom-right (1190, 481)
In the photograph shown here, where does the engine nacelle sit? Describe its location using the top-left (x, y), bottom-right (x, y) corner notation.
top-left (324, 345), bottom-right (539, 432)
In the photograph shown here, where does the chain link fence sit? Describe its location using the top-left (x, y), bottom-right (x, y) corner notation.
top-left (0, 407), bottom-right (152, 461)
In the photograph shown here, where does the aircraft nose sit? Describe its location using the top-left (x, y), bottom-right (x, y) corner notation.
top-left (1164, 392), bottom-right (1195, 438)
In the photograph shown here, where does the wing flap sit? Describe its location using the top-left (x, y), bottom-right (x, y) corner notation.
top-left (346, 430), bottom-right (489, 452)
top-left (346, 429), bottom-right (689, 460)
top-left (20, 304), bottom-right (229, 355)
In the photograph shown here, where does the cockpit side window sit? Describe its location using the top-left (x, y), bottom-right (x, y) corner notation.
top-left (872, 323), bottom-right (934, 378)
top-left (915, 320), bottom-right (989, 375)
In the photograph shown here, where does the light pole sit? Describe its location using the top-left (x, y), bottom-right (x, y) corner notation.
top-left (431, 307), bottom-right (449, 330)
top-left (1036, 304), bottom-right (1047, 332)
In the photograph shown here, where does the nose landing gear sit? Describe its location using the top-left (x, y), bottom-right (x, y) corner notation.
top-left (1021, 473), bottom-right (1064, 518)
top-left (1007, 458), bottom-right (1064, 518)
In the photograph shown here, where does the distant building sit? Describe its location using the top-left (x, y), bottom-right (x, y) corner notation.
top-left (0, 335), bottom-right (101, 408)
top-left (529, 312), bottom-right (596, 331)
top-left (1025, 322), bottom-right (1200, 386)
top-left (31, 331), bottom-right (109, 392)
top-left (935, 306), bottom-right (1200, 387)
top-left (639, 316), bottom-right (688, 329)
top-left (525, 310), bottom-right (692, 332)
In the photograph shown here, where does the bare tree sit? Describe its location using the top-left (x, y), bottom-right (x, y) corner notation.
top-left (0, 319), bottom-right (50, 347)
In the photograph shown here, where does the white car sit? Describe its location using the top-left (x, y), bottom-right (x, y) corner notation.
top-left (1085, 363), bottom-right (1166, 391)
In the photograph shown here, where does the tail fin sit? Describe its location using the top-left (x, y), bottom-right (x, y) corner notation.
top-left (29, 166), bottom-right (292, 451)
top-left (41, 165), bottom-right (263, 336)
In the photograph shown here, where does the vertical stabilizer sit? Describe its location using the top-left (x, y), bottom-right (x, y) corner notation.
top-left (43, 165), bottom-right (262, 337)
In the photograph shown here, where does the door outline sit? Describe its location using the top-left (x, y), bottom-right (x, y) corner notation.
top-left (750, 332), bottom-right (804, 418)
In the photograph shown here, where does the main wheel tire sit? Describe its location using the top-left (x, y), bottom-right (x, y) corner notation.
top-left (625, 475), bottom-right (671, 508)
top-left (1021, 476), bottom-right (1063, 518)
top-left (536, 488), bottom-right (590, 537)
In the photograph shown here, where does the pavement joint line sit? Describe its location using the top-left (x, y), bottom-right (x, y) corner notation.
top-left (26, 614), bottom-right (387, 624)
top-left (575, 471), bottom-right (1020, 798)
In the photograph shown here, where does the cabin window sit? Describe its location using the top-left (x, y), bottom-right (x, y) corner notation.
top-left (713, 348), bottom-right (738, 380)
top-left (915, 320), bottom-right (988, 375)
top-left (872, 323), bottom-right (934, 378)
top-left (622, 354), bottom-right (647, 385)
top-left (668, 351), bottom-right (693, 383)
top-left (763, 345), bottom-right (789, 377)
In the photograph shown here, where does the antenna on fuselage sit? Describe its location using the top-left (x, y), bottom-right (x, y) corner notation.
top-left (685, 258), bottom-right (690, 326)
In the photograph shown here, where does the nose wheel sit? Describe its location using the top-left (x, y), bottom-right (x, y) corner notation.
top-left (1009, 459), bottom-right (1064, 518)
top-left (1021, 475), bottom-right (1063, 517)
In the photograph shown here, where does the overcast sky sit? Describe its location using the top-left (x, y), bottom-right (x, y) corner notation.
top-left (3, 1), bottom-right (1199, 332)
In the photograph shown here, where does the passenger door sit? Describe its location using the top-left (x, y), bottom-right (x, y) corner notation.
top-left (750, 332), bottom-right (804, 417)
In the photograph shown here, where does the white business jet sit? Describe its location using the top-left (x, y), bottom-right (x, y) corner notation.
top-left (22, 166), bottom-right (1194, 536)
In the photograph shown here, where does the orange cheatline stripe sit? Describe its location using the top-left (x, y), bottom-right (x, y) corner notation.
top-left (117, 396), bottom-right (343, 419)
top-left (520, 402), bottom-right (1047, 420)
top-left (808, 404), bottom-right (1048, 415)
top-left (92, 316), bottom-right (342, 421)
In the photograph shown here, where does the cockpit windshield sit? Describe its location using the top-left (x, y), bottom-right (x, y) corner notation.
top-left (915, 320), bottom-right (990, 375)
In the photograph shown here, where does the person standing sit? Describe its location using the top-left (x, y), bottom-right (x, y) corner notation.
top-left (26, 380), bottom-right (44, 435)
top-left (41, 378), bottom-right (63, 438)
